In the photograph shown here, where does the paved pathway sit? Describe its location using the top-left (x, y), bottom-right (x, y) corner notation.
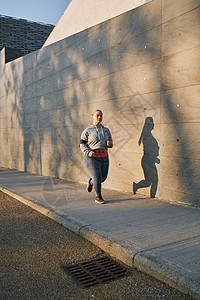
top-left (0, 168), bottom-right (199, 299)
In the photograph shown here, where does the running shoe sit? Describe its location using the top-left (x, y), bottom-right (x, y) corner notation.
top-left (87, 177), bottom-right (93, 193)
top-left (95, 196), bottom-right (105, 204)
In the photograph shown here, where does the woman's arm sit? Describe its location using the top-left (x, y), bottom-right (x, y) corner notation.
top-left (80, 128), bottom-right (93, 156)
top-left (105, 128), bottom-right (113, 148)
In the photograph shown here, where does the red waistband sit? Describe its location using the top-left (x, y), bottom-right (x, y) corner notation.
top-left (93, 150), bottom-right (108, 157)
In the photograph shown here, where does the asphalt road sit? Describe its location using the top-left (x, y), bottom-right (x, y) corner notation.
top-left (0, 191), bottom-right (194, 300)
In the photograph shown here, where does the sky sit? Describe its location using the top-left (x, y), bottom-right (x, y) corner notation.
top-left (0, 0), bottom-right (71, 25)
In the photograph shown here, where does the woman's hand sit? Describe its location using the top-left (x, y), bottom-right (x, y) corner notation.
top-left (107, 140), bottom-right (111, 147)
top-left (89, 151), bottom-right (94, 157)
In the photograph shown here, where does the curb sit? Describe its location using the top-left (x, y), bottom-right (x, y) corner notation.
top-left (0, 187), bottom-right (135, 266)
top-left (134, 252), bottom-right (200, 300)
top-left (1, 187), bottom-right (199, 300)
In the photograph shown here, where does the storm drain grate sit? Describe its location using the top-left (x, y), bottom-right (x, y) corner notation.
top-left (63, 256), bottom-right (129, 288)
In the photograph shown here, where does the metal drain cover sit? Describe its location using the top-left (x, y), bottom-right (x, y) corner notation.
top-left (63, 256), bottom-right (129, 288)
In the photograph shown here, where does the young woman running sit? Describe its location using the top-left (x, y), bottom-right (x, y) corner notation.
top-left (80, 109), bottom-right (113, 204)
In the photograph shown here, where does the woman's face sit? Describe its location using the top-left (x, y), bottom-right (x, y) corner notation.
top-left (92, 110), bottom-right (103, 126)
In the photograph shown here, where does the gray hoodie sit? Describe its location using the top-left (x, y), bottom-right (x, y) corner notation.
top-left (80, 125), bottom-right (113, 156)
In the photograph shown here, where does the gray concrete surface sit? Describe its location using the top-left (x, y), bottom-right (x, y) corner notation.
top-left (0, 0), bottom-right (200, 206)
top-left (0, 168), bottom-right (199, 299)
top-left (1, 191), bottom-right (193, 300)
top-left (43, 0), bottom-right (152, 47)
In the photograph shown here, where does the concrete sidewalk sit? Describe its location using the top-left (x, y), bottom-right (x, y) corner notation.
top-left (0, 167), bottom-right (199, 299)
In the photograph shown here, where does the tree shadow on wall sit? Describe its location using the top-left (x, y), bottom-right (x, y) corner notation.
top-left (161, 85), bottom-right (200, 205)
top-left (133, 117), bottom-right (160, 198)
top-left (8, 22), bottom-right (111, 181)
top-left (7, 47), bottom-right (77, 179)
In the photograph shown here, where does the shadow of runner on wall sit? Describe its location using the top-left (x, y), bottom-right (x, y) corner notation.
top-left (133, 117), bottom-right (160, 198)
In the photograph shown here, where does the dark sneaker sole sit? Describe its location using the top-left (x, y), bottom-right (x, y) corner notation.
top-left (95, 199), bottom-right (105, 204)
top-left (87, 178), bottom-right (93, 192)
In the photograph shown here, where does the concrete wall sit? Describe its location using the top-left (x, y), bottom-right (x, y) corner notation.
top-left (43, 0), bottom-right (151, 47)
top-left (0, 0), bottom-right (199, 206)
